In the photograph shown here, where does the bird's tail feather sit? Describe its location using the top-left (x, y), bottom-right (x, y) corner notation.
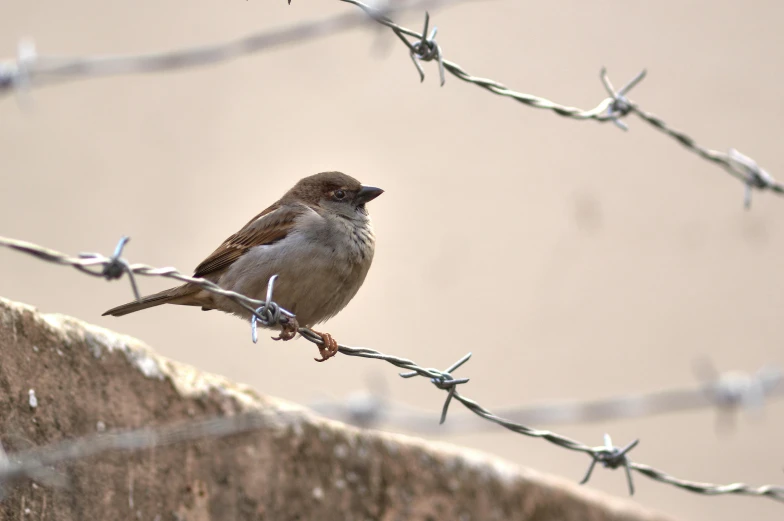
top-left (102, 285), bottom-right (198, 317)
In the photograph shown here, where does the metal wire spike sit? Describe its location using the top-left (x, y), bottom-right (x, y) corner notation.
top-left (103, 236), bottom-right (130, 280)
top-left (406, 11), bottom-right (446, 86)
top-left (727, 148), bottom-right (774, 209)
top-left (399, 352), bottom-right (471, 424)
top-left (76, 236), bottom-right (142, 303)
top-left (580, 434), bottom-right (639, 495)
top-left (251, 274), bottom-right (281, 344)
top-left (600, 68), bottom-right (647, 131)
top-left (110, 236), bottom-right (141, 302)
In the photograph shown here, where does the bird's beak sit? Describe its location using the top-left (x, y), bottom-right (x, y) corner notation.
top-left (356, 185), bottom-right (384, 204)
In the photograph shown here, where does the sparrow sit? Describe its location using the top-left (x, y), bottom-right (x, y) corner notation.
top-left (103, 171), bottom-right (383, 362)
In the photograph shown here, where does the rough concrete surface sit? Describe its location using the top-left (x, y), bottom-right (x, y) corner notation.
top-left (0, 297), bottom-right (678, 520)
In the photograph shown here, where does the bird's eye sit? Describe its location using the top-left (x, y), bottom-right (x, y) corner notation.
top-left (333, 190), bottom-right (346, 200)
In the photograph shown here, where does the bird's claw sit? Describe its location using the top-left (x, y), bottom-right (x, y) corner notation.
top-left (312, 331), bottom-right (339, 362)
top-left (271, 317), bottom-right (299, 342)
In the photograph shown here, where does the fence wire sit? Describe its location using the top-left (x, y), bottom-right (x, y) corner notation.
top-left (1, 0), bottom-right (783, 509)
top-left (1, 0), bottom-right (781, 207)
top-left (309, 363), bottom-right (784, 432)
top-left (1, 235), bottom-right (783, 504)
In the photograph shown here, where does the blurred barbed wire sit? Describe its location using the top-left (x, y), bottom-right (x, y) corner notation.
top-left (1, 0), bottom-right (781, 207)
top-left (0, 0), bottom-right (457, 94)
top-left (0, 411), bottom-right (272, 486)
top-left (308, 363), bottom-right (784, 432)
top-left (1, 235), bottom-right (783, 503)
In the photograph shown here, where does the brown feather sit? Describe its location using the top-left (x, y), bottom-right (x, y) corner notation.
top-left (192, 202), bottom-right (298, 279)
top-left (102, 284), bottom-right (200, 316)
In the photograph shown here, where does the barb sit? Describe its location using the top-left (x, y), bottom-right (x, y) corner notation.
top-left (251, 274), bottom-right (283, 343)
top-left (581, 435), bottom-right (639, 495)
top-left (402, 12), bottom-right (446, 86)
top-left (2, 234), bottom-right (784, 503)
top-left (600, 67), bottom-right (647, 131)
top-left (728, 149), bottom-right (780, 209)
top-left (400, 352), bottom-right (471, 424)
top-left (78, 236), bottom-right (141, 302)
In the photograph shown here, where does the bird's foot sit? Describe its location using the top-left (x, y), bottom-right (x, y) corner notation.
top-left (312, 330), bottom-right (339, 362)
top-left (271, 317), bottom-right (299, 342)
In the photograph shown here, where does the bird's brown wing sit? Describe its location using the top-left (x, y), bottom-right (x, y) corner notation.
top-left (192, 202), bottom-right (302, 279)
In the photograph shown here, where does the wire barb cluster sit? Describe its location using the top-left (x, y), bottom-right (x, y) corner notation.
top-left (728, 149), bottom-right (779, 209)
top-left (400, 352), bottom-right (471, 424)
top-left (80, 236), bottom-right (141, 302)
top-left (251, 274), bottom-right (284, 343)
top-left (398, 11), bottom-right (446, 86)
top-left (600, 67), bottom-right (647, 131)
top-left (581, 435), bottom-right (639, 495)
top-left (1, 235), bottom-right (783, 504)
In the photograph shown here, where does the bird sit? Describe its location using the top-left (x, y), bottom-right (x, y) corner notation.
top-left (103, 171), bottom-right (383, 362)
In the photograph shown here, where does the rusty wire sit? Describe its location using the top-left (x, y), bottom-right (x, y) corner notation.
top-left (1, 235), bottom-right (783, 503)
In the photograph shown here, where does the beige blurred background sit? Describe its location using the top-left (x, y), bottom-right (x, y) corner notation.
top-left (2, 1), bottom-right (784, 519)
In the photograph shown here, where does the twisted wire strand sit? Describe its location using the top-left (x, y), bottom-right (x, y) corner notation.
top-left (628, 104), bottom-right (784, 197)
top-left (1, 235), bottom-right (783, 502)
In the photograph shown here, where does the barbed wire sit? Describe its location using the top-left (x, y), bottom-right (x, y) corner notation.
top-left (1, 1), bottom-right (780, 207)
top-left (308, 363), bottom-right (784, 432)
top-left (342, 0), bottom-right (784, 208)
top-left (1, 235), bottom-right (783, 503)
